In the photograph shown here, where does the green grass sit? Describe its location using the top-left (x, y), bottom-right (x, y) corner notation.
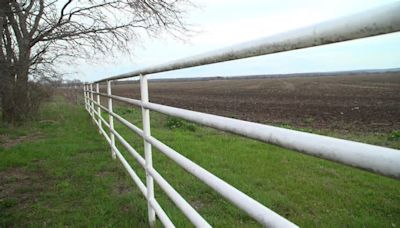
top-left (0, 97), bottom-right (399, 227)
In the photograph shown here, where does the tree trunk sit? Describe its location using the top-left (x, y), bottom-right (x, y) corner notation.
top-left (1, 71), bottom-right (16, 124)
top-left (14, 66), bottom-right (30, 122)
top-left (0, 67), bottom-right (30, 124)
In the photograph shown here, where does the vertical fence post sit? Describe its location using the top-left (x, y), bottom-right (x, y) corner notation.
top-left (90, 84), bottom-right (94, 120)
top-left (86, 84), bottom-right (90, 112)
top-left (87, 84), bottom-right (92, 115)
top-left (85, 84), bottom-right (89, 112)
top-left (140, 74), bottom-right (156, 227)
top-left (96, 83), bottom-right (102, 133)
top-left (86, 83), bottom-right (90, 113)
top-left (86, 84), bottom-right (90, 114)
top-left (107, 81), bottom-right (116, 160)
top-left (83, 84), bottom-right (87, 111)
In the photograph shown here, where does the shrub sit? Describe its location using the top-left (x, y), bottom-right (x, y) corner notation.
top-left (27, 82), bottom-right (53, 118)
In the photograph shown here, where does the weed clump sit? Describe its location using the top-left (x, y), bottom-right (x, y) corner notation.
top-left (115, 107), bottom-right (135, 115)
top-left (165, 117), bottom-right (196, 132)
top-left (388, 130), bottom-right (400, 141)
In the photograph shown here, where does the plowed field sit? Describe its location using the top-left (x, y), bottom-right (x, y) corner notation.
top-left (110, 72), bottom-right (400, 133)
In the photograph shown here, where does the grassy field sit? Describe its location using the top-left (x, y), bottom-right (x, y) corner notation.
top-left (0, 96), bottom-right (399, 227)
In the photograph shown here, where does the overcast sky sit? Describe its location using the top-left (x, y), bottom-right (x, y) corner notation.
top-left (67, 0), bottom-right (400, 82)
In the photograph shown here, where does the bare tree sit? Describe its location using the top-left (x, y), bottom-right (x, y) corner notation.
top-left (0, 0), bottom-right (191, 123)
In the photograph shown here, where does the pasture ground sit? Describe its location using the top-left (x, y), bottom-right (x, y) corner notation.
top-left (0, 87), bottom-right (399, 226)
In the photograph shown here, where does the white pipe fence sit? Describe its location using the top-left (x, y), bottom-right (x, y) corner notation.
top-left (83, 2), bottom-right (400, 227)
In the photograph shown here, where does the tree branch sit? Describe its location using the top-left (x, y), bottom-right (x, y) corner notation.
top-left (29, 0), bottom-right (45, 38)
top-left (0, 17), bottom-right (5, 61)
top-left (30, 0), bottom-right (73, 46)
top-left (5, 4), bottom-right (24, 49)
top-left (10, 1), bottom-right (29, 38)
top-left (3, 25), bottom-right (18, 63)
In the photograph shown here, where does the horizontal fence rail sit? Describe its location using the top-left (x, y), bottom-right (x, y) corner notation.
top-left (83, 2), bottom-right (400, 227)
top-left (92, 92), bottom-right (400, 179)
